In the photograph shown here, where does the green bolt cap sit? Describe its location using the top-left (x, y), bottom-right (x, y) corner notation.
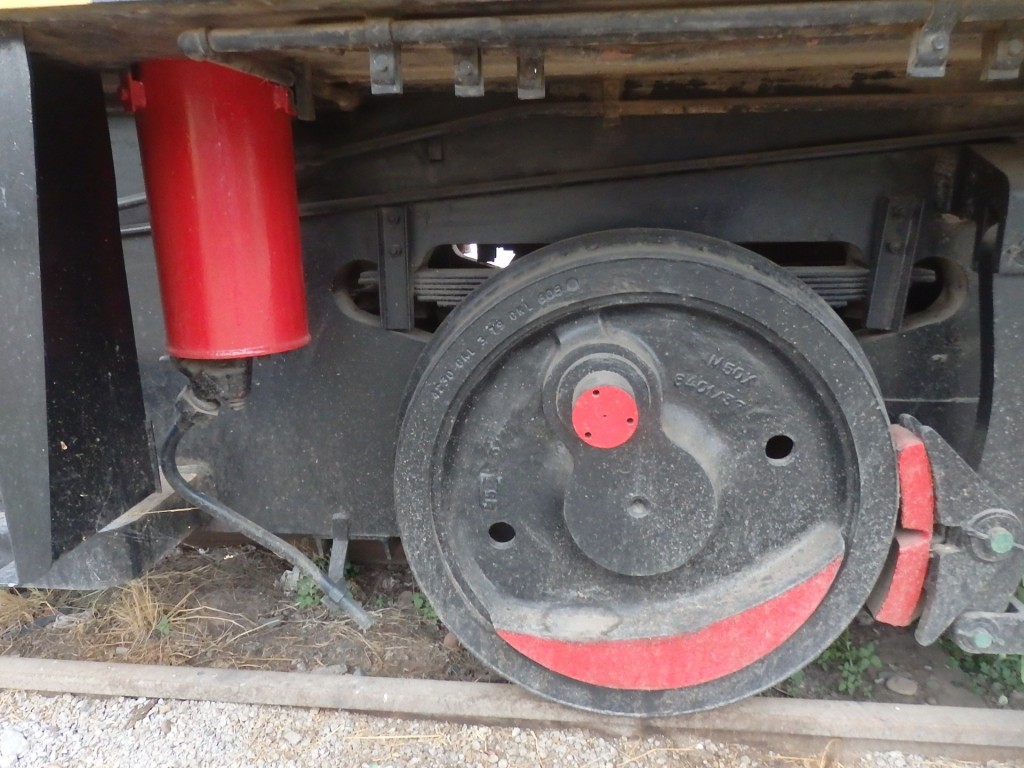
top-left (988, 527), bottom-right (1015, 555)
top-left (971, 628), bottom-right (994, 650)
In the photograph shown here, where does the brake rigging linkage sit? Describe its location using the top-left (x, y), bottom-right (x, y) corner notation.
top-left (159, 360), bottom-right (373, 631)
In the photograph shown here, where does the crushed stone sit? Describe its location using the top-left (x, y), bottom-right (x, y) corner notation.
top-left (0, 690), bottom-right (1016, 768)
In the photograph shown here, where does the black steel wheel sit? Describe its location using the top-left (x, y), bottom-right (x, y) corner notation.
top-left (395, 229), bottom-right (897, 715)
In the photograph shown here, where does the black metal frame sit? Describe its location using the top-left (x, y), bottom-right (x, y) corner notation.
top-left (0, 32), bottom-right (167, 587)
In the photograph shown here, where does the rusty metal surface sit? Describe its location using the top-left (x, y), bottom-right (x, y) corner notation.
top-left (1, 1), bottom-right (1023, 104)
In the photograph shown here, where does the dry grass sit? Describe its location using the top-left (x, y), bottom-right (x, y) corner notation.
top-left (0, 545), bottom-right (489, 683)
top-left (0, 589), bottom-right (56, 636)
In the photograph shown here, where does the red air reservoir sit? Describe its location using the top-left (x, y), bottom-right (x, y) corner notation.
top-left (122, 60), bottom-right (310, 360)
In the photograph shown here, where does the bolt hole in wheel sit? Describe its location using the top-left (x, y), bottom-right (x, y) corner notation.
top-left (627, 498), bottom-right (651, 519)
top-left (488, 522), bottom-right (516, 547)
top-left (396, 230), bottom-right (897, 715)
top-left (765, 434), bottom-right (795, 464)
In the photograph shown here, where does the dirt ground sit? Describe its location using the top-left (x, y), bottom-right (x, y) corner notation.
top-left (0, 543), bottom-right (1018, 712)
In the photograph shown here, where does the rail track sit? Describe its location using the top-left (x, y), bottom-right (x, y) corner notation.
top-left (0, 657), bottom-right (1021, 763)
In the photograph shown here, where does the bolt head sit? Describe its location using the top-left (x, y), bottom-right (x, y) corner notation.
top-left (627, 498), bottom-right (651, 519)
top-left (971, 628), bottom-right (994, 650)
top-left (930, 33), bottom-right (949, 52)
top-left (1008, 39), bottom-right (1024, 57)
top-left (988, 527), bottom-right (1015, 555)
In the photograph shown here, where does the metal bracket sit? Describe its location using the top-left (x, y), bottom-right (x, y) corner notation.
top-left (453, 46), bottom-right (484, 97)
top-left (951, 600), bottom-right (1024, 654)
top-left (907, 0), bottom-right (960, 78)
top-left (294, 61), bottom-right (316, 121)
top-left (327, 510), bottom-right (351, 583)
top-left (982, 26), bottom-right (1024, 81)
top-left (517, 48), bottom-right (546, 100)
top-left (865, 196), bottom-right (923, 331)
top-left (368, 26), bottom-right (402, 96)
top-left (377, 206), bottom-right (414, 330)
top-left (954, 145), bottom-right (1024, 275)
top-left (898, 415), bottom-right (1024, 645)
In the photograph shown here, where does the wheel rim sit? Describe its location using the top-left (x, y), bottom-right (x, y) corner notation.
top-left (395, 229), bottom-right (897, 715)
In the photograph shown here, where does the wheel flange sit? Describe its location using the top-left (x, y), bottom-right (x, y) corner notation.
top-left (395, 229), bottom-right (897, 715)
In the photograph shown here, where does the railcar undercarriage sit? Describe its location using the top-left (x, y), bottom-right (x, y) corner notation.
top-left (3, 0), bottom-right (1024, 715)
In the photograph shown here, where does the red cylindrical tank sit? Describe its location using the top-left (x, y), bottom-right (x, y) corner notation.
top-left (124, 59), bottom-right (310, 360)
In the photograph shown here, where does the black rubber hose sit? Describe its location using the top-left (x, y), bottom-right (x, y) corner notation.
top-left (159, 418), bottom-right (374, 630)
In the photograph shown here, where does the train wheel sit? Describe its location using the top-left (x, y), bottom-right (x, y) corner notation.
top-left (394, 229), bottom-right (897, 715)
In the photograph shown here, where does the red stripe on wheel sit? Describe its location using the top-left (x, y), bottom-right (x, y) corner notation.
top-left (497, 557), bottom-right (841, 690)
top-left (870, 425), bottom-right (934, 627)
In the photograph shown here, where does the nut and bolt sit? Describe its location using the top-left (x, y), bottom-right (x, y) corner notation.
top-left (987, 526), bottom-right (1016, 555)
top-left (886, 238), bottom-right (904, 254)
top-left (970, 628), bottom-right (994, 650)
top-left (627, 498), bottom-right (651, 519)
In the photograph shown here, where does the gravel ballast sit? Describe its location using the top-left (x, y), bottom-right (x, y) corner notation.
top-left (0, 690), bottom-right (1017, 768)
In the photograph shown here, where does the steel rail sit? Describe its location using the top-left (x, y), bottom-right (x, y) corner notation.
top-left (0, 657), bottom-right (1021, 762)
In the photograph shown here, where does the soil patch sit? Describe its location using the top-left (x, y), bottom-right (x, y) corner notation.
top-left (0, 545), bottom-right (497, 683)
top-left (0, 544), bottom-right (1018, 712)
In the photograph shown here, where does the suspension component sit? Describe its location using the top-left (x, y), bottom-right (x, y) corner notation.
top-left (122, 59), bottom-right (309, 360)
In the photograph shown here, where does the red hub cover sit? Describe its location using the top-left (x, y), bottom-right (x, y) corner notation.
top-left (571, 385), bottom-right (639, 449)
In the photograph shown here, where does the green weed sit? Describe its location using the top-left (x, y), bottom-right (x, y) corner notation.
top-left (155, 614), bottom-right (173, 637)
top-left (777, 669), bottom-right (806, 697)
top-left (411, 591), bottom-right (438, 623)
top-left (942, 638), bottom-right (1024, 697)
top-left (295, 576), bottom-right (323, 609)
top-left (294, 556), bottom-right (332, 610)
top-left (815, 630), bottom-right (882, 698)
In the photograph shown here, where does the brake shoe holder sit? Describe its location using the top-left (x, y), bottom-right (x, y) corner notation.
top-left (867, 424), bottom-right (935, 627)
top-left (897, 414), bottom-right (1024, 652)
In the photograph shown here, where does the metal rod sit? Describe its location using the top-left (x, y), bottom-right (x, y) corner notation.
top-left (296, 104), bottom-right (574, 167)
top-left (180, 1), bottom-right (1024, 55)
top-left (297, 92), bottom-right (1024, 168)
top-left (300, 124), bottom-right (1024, 215)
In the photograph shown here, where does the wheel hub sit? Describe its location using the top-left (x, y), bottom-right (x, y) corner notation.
top-left (395, 229), bottom-right (897, 715)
